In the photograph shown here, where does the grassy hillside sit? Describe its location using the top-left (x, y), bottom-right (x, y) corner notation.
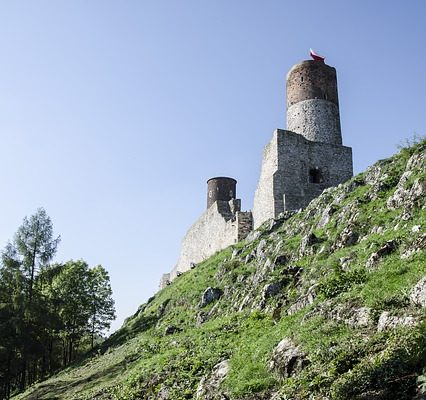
top-left (14, 139), bottom-right (426, 400)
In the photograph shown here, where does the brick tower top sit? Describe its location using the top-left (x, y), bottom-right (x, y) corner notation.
top-left (286, 59), bottom-right (342, 145)
top-left (206, 177), bottom-right (237, 209)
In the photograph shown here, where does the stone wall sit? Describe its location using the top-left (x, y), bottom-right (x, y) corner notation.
top-left (287, 100), bottom-right (342, 145)
top-left (159, 273), bottom-right (170, 290)
top-left (169, 199), bottom-right (253, 281)
top-left (253, 129), bottom-right (352, 228)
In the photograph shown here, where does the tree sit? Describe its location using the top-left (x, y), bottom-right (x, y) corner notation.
top-left (87, 266), bottom-right (116, 348)
top-left (50, 260), bottom-right (91, 365)
top-left (13, 208), bottom-right (60, 305)
top-left (0, 209), bottom-right (116, 397)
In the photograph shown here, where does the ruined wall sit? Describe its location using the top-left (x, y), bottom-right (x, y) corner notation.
top-left (169, 199), bottom-right (253, 280)
top-left (159, 273), bottom-right (170, 290)
top-left (252, 132), bottom-right (280, 229)
top-left (253, 129), bottom-right (352, 228)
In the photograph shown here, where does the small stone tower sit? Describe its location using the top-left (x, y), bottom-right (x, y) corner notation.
top-left (207, 177), bottom-right (237, 209)
top-left (253, 57), bottom-right (353, 228)
top-left (286, 60), bottom-right (342, 145)
top-left (167, 176), bottom-right (252, 284)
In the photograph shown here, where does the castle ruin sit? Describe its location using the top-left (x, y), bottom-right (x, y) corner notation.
top-left (160, 56), bottom-right (353, 289)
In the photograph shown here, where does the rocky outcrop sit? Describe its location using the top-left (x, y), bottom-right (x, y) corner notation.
top-left (366, 240), bottom-right (398, 269)
top-left (401, 233), bottom-right (426, 259)
top-left (410, 276), bottom-right (426, 307)
top-left (261, 282), bottom-right (283, 300)
top-left (287, 284), bottom-right (317, 315)
top-left (196, 360), bottom-right (229, 399)
top-left (199, 287), bottom-right (223, 308)
top-left (268, 338), bottom-right (308, 379)
top-left (377, 311), bottom-right (417, 332)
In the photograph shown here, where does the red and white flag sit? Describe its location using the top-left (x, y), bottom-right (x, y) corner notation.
top-left (310, 48), bottom-right (325, 61)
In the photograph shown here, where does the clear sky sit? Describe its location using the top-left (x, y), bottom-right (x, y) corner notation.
top-left (0, 1), bottom-right (425, 332)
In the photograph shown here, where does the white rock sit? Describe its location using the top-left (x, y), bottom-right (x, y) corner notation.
top-left (410, 276), bottom-right (426, 307)
top-left (377, 311), bottom-right (417, 332)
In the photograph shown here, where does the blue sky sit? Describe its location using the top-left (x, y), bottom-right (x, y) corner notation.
top-left (0, 1), bottom-right (425, 332)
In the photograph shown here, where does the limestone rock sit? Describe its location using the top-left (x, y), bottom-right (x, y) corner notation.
top-left (287, 284), bottom-right (317, 315)
top-left (252, 258), bottom-right (274, 286)
top-left (274, 254), bottom-right (289, 266)
top-left (244, 250), bottom-right (256, 264)
top-left (299, 232), bottom-right (319, 256)
top-left (401, 233), bottom-right (426, 259)
top-left (339, 256), bottom-right (353, 271)
top-left (377, 311), bottom-right (417, 332)
top-left (157, 299), bottom-right (170, 318)
top-left (199, 287), bottom-right (223, 308)
top-left (365, 164), bottom-right (383, 186)
top-left (164, 325), bottom-right (181, 335)
top-left (256, 239), bottom-right (268, 260)
top-left (196, 311), bottom-right (207, 326)
top-left (156, 387), bottom-right (169, 400)
top-left (333, 226), bottom-right (359, 250)
top-left (269, 338), bottom-right (308, 379)
top-left (410, 276), bottom-right (426, 307)
top-left (387, 178), bottom-right (426, 210)
top-left (366, 240), bottom-right (398, 269)
top-left (231, 249), bottom-right (241, 260)
top-left (196, 360), bottom-right (229, 399)
top-left (245, 230), bottom-right (261, 243)
top-left (324, 304), bottom-right (372, 328)
top-left (317, 204), bottom-right (337, 228)
top-left (261, 282), bottom-right (283, 300)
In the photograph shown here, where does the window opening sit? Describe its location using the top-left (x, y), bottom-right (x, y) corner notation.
top-left (309, 168), bottom-right (322, 184)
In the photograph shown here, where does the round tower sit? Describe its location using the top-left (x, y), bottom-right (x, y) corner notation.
top-left (207, 177), bottom-right (236, 209)
top-left (286, 60), bottom-right (342, 145)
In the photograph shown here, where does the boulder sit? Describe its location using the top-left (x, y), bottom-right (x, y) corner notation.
top-left (164, 325), bottom-right (181, 335)
top-left (269, 338), bottom-right (308, 379)
top-left (199, 287), bottom-right (223, 308)
top-left (196, 360), bottom-right (229, 399)
top-left (261, 282), bottom-right (283, 300)
top-left (410, 276), bottom-right (426, 307)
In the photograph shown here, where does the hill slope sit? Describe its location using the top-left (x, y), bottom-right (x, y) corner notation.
top-left (14, 139), bottom-right (426, 400)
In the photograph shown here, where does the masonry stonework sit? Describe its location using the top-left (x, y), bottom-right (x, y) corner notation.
top-left (252, 129), bottom-right (352, 228)
top-left (160, 55), bottom-right (353, 288)
top-left (169, 199), bottom-right (253, 281)
top-left (253, 58), bottom-right (352, 228)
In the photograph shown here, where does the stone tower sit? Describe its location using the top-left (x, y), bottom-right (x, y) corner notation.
top-left (163, 176), bottom-right (252, 286)
top-left (207, 177), bottom-right (237, 209)
top-left (252, 57), bottom-right (353, 228)
top-left (286, 60), bottom-right (342, 145)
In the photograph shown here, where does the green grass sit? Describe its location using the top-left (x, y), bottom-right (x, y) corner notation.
top-left (13, 138), bottom-right (426, 400)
